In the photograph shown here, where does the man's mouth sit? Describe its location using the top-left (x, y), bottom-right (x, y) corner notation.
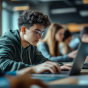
top-left (35, 40), bottom-right (39, 43)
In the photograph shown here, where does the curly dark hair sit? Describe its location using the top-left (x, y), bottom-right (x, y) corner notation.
top-left (18, 10), bottom-right (51, 31)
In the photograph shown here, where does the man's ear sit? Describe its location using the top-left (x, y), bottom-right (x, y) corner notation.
top-left (21, 27), bottom-right (26, 34)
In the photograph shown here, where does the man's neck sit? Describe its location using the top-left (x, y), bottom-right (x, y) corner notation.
top-left (19, 32), bottom-right (30, 48)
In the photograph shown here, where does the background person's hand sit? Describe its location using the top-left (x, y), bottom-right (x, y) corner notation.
top-left (81, 34), bottom-right (88, 43)
top-left (64, 63), bottom-right (72, 67)
top-left (6, 74), bottom-right (48, 88)
top-left (60, 64), bottom-right (72, 71)
top-left (68, 50), bottom-right (77, 59)
top-left (85, 56), bottom-right (88, 62)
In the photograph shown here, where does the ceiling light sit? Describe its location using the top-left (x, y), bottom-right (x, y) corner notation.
top-left (13, 6), bottom-right (29, 11)
top-left (51, 7), bottom-right (77, 14)
top-left (39, 0), bottom-right (65, 2)
top-left (79, 10), bottom-right (88, 17)
top-left (83, 0), bottom-right (88, 4)
top-left (11, 0), bottom-right (19, 1)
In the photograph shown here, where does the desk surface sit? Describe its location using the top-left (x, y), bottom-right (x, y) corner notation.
top-left (48, 62), bottom-right (88, 85)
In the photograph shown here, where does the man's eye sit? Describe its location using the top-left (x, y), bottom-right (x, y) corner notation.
top-left (36, 31), bottom-right (39, 34)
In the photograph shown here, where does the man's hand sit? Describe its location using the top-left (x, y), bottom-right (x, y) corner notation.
top-left (17, 61), bottom-right (61, 75)
top-left (6, 74), bottom-right (48, 88)
top-left (32, 61), bottom-right (61, 74)
top-left (17, 61), bottom-right (72, 75)
top-left (68, 50), bottom-right (77, 59)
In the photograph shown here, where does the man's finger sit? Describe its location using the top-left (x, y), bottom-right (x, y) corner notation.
top-left (48, 62), bottom-right (61, 73)
top-left (60, 66), bottom-right (71, 71)
top-left (45, 64), bottom-right (56, 73)
top-left (65, 63), bottom-right (72, 67)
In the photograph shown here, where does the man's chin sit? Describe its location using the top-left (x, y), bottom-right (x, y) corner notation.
top-left (31, 43), bottom-right (37, 46)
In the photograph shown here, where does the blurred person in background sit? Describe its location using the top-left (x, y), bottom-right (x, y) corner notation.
top-left (38, 23), bottom-right (77, 62)
top-left (81, 27), bottom-right (88, 43)
top-left (69, 26), bottom-right (88, 62)
top-left (81, 26), bottom-right (88, 62)
top-left (59, 29), bottom-right (74, 55)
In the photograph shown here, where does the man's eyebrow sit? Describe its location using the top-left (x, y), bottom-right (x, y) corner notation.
top-left (34, 29), bottom-right (44, 32)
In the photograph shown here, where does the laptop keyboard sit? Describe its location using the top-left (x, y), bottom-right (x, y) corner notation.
top-left (40, 70), bottom-right (69, 74)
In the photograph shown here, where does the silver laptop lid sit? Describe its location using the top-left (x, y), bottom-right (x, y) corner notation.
top-left (69, 42), bottom-right (88, 76)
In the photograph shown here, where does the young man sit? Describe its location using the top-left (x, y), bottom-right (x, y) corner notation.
top-left (0, 10), bottom-right (71, 73)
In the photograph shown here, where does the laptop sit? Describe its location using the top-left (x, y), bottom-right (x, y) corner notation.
top-left (32, 42), bottom-right (88, 82)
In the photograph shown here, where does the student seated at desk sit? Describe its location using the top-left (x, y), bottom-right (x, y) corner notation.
top-left (81, 27), bottom-right (88, 43)
top-left (38, 23), bottom-right (77, 62)
top-left (69, 27), bottom-right (88, 50)
top-left (0, 68), bottom-right (48, 88)
top-left (59, 29), bottom-right (74, 55)
top-left (0, 10), bottom-right (71, 73)
top-left (81, 26), bottom-right (88, 62)
top-left (59, 26), bottom-right (88, 63)
top-left (69, 26), bottom-right (88, 63)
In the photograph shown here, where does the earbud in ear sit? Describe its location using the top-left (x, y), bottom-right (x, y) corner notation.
top-left (21, 27), bottom-right (25, 32)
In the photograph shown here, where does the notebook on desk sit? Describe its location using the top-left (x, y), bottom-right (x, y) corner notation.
top-left (32, 42), bottom-right (88, 82)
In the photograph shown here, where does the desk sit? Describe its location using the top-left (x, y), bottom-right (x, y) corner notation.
top-left (48, 62), bottom-right (88, 85)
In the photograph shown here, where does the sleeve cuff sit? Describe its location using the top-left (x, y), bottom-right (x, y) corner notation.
top-left (64, 55), bottom-right (73, 62)
top-left (0, 77), bottom-right (10, 88)
top-left (5, 71), bottom-right (16, 76)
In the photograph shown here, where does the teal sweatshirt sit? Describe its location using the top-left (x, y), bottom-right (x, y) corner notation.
top-left (0, 30), bottom-right (48, 71)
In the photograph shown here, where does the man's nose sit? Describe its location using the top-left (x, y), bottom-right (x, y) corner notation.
top-left (37, 34), bottom-right (42, 39)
